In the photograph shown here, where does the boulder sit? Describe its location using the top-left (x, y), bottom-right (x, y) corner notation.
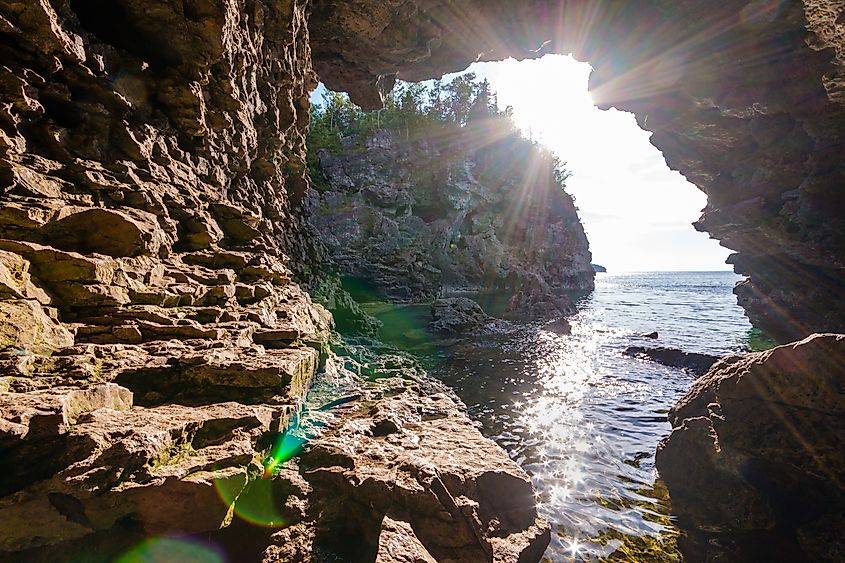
top-left (657, 334), bottom-right (845, 561)
top-left (300, 377), bottom-right (550, 562)
top-left (430, 297), bottom-right (489, 333)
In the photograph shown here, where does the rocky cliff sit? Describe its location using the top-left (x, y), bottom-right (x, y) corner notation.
top-left (0, 1), bottom-right (547, 561)
top-left (4, 0), bottom-right (845, 561)
top-left (310, 126), bottom-right (593, 313)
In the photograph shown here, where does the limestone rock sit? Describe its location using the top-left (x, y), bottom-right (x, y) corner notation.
top-left (0, 300), bottom-right (74, 354)
top-left (376, 517), bottom-right (437, 563)
top-left (0, 251), bottom-right (50, 304)
top-left (657, 334), bottom-right (845, 560)
top-left (430, 297), bottom-right (489, 334)
top-left (299, 377), bottom-right (551, 562)
top-left (310, 130), bottom-right (594, 304)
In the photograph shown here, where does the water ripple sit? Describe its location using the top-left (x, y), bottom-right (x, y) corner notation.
top-left (431, 272), bottom-right (754, 561)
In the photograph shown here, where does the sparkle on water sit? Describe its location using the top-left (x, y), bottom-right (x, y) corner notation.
top-left (421, 271), bottom-right (757, 561)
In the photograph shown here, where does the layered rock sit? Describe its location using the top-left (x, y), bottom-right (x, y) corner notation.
top-left (267, 368), bottom-right (551, 563)
top-left (311, 127), bottom-right (593, 306)
top-left (656, 334), bottom-right (845, 561)
top-left (0, 2), bottom-right (549, 560)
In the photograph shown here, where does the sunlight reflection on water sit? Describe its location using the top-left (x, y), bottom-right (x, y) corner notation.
top-left (430, 272), bottom-right (753, 561)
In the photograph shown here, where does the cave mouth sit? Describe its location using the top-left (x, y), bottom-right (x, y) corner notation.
top-left (312, 53), bottom-right (735, 275)
top-left (307, 55), bottom-right (762, 560)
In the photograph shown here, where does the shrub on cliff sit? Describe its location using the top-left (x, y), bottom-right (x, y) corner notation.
top-left (307, 74), bottom-right (574, 202)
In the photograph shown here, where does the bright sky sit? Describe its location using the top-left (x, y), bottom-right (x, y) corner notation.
top-left (311, 54), bottom-right (734, 272)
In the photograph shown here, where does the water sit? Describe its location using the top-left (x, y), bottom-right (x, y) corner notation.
top-left (422, 271), bottom-right (757, 561)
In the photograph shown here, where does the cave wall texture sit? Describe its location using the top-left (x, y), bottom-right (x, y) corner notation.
top-left (2, 0), bottom-right (845, 561)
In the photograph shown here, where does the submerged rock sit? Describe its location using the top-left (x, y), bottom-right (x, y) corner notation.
top-left (657, 334), bottom-right (845, 561)
top-left (430, 297), bottom-right (489, 334)
top-left (623, 346), bottom-right (720, 376)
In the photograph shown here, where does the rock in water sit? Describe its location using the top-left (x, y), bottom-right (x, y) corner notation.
top-left (623, 346), bottom-right (720, 376)
top-left (430, 297), bottom-right (489, 334)
top-left (657, 334), bottom-right (845, 561)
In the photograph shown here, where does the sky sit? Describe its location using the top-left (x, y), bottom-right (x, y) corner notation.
top-left (311, 54), bottom-right (734, 272)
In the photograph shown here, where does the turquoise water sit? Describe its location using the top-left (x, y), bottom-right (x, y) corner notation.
top-left (423, 271), bottom-right (758, 561)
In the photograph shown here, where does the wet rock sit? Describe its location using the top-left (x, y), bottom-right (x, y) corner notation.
top-left (657, 334), bottom-right (845, 561)
top-left (430, 297), bottom-right (489, 334)
top-left (542, 318), bottom-right (571, 335)
top-left (505, 274), bottom-right (576, 322)
top-left (623, 346), bottom-right (720, 376)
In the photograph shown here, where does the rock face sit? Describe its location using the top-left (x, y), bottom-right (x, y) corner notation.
top-left (657, 334), bottom-right (845, 561)
top-left (308, 0), bottom-right (845, 343)
top-left (430, 297), bottom-right (489, 334)
top-left (0, 2), bottom-right (549, 560)
top-left (311, 128), bottom-right (594, 302)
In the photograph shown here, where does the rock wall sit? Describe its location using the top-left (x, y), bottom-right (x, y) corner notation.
top-left (310, 127), bottom-right (593, 308)
top-left (308, 0), bottom-right (845, 342)
top-left (0, 1), bottom-right (548, 560)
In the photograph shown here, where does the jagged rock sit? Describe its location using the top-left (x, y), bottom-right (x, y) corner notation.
top-left (0, 251), bottom-right (49, 304)
top-left (504, 274), bottom-right (577, 322)
top-left (623, 346), bottom-right (720, 376)
top-left (0, 300), bottom-right (74, 354)
top-left (376, 517), bottom-right (437, 563)
top-left (657, 334), bottom-right (845, 560)
top-left (311, 276), bottom-right (382, 338)
top-left (312, 130), bottom-right (594, 303)
top-left (0, 402), bottom-right (274, 552)
top-left (430, 297), bottom-right (489, 334)
top-left (299, 377), bottom-right (551, 562)
top-left (0, 383), bottom-right (132, 447)
top-left (38, 207), bottom-right (168, 258)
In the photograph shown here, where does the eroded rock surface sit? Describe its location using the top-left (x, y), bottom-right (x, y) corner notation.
top-left (657, 334), bottom-right (845, 561)
top-left (263, 370), bottom-right (551, 563)
top-left (311, 128), bottom-right (593, 302)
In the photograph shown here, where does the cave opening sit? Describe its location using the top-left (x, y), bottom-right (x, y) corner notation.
top-left (305, 54), bottom-right (762, 560)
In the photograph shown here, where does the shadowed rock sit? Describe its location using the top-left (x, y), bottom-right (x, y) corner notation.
top-left (657, 334), bottom-right (845, 561)
top-left (623, 346), bottom-right (720, 376)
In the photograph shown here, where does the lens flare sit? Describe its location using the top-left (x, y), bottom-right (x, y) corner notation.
top-left (739, 0), bottom-right (786, 28)
top-left (116, 537), bottom-right (224, 563)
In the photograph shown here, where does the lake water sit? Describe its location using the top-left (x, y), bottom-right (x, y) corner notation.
top-left (406, 272), bottom-right (760, 560)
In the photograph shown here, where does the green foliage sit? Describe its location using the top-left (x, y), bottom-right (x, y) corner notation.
top-left (306, 74), bottom-right (574, 197)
